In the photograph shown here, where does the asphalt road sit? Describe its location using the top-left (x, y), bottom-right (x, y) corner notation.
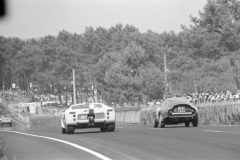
top-left (1, 124), bottom-right (240, 160)
top-left (0, 103), bottom-right (240, 160)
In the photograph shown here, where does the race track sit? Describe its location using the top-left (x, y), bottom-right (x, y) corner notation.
top-left (1, 124), bottom-right (240, 160)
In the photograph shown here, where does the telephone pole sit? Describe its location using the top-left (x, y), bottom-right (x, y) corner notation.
top-left (164, 51), bottom-right (168, 95)
top-left (72, 69), bottom-right (77, 104)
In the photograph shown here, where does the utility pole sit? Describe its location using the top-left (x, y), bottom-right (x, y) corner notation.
top-left (72, 69), bottom-right (77, 104)
top-left (1, 63), bottom-right (4, 92)
top-left (164, 51), bottom-right (168, 96)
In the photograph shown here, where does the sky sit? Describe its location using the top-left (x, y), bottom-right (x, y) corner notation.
top-left (0, 0), bottom-right (207, 39)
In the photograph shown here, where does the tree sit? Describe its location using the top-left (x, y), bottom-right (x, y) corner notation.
top-left (190, 0), bottom-right (240, 89)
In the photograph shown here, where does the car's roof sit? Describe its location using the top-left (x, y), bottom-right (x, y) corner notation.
top-left (71, 103), bottom-right (105, 107)
top-left (70, 103), bottom-right (108, 109)
top-left (162, 97), bottom-right (191, 108)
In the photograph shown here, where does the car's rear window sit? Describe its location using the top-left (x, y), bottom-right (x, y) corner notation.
top-left (71, 104), bottom-right (90, 109)
top-left (93, 104), bottom-right (102, 108)
top-left (162, 98), bottom-right (190, 108)
top-left (162, 100), bottom-right (172, 108)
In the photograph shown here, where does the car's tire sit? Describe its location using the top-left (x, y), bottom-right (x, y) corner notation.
top-left (9, 123), bottom-right (12, 127)
top-left (62, 127), bottom-right (66, 134)
top-left (107, 124), bottom-right (115, 132)
top-left (159, 115), bottom-right (165, 128)
top-left (154, 119), bottom-right (159, 128)
top-left (100, 126), bottom-right (107, 132)
top-left (66, 125), bottom-right (75, 134)
top-left (185, 122), bottom-right (190, 127)
top-left (192, 116), bottom-right (198, 127)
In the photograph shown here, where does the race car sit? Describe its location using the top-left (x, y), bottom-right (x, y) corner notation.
top-left (153, 97), bottom-right (198, 128)
top-left (0, 115), bottom-right (12, 127)
top-left (61, 103), bottom-right (116, 134)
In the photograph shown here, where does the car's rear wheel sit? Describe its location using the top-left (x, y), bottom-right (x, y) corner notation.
top-left (159, 115), bottom-right (165, 128)
top-left (9, 123), bottom-right (12, 127)
top-left (100, 123), bottom-right (115, 132)
top-left (192, 116), bottom-right (198, 127)
top-left (154, 119), bottom-right (159, 128)
top-left (62, 127), bottom-right (66, 134)
top-left (100, 127), bottom-right (107, 132)
top-left (107, 124), bottom-right (115, 132)
top-left (185, 122), bottom-right (190, 127)
top-left (66, 125), bottom-right (75, 134)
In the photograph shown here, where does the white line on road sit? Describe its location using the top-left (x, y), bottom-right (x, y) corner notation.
top-left (204, 130), bottom-right (223, 133)
top-left (1, 130), bottom-right (112, 160)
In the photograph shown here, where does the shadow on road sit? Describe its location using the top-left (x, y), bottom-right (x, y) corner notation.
top-left (73, 130), bottom-right (120, 135)
top-left (161, 125), bottom-right (199, 129)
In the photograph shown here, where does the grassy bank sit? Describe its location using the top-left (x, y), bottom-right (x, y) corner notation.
top-left (198, 104), bottom-right (240, 125)
top-left (30, 115), bottom-right (61, 127)
top-left (139, 104), bottom-right (240, 125)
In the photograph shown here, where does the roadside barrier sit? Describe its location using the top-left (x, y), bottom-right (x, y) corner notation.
top-left (116, 111), bottom-right (140, 124)
top-left (17, 112), bottom-right (30, 124)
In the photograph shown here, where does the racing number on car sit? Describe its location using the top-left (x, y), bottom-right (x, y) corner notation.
top-left (177, 107), bottom-right (185, 113)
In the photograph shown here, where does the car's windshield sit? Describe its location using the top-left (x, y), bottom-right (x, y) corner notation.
top-left (71, 103), bottom-right (90, 109)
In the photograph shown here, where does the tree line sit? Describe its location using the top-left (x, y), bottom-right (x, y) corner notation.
top-left (0, 0), bottom-right (240, 104)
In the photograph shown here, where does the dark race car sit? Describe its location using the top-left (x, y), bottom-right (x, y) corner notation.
top-left (153, 97), bottom-right (198, 128)
top-left (0, 115), bottom-right (12, 127)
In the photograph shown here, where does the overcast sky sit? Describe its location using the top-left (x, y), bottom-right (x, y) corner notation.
top-left (0, 0), bottom-right (207, 39)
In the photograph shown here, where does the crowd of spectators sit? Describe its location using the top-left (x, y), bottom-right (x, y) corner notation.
top-left (184, 90), bottom-right (240, 105)
top-left (0, 89), bottom-right (29, 102)
top-left (112, 90), bottom-right (240, 110)
top-left (41, 102), bottom-right (67, 116)
top-left (31, 94), bottom-right (59, 102)
top-left (111, 101), bottom-right (161, 111)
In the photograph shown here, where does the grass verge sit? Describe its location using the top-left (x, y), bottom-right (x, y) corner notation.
top-left (30, 115), bottom-right (61, 127)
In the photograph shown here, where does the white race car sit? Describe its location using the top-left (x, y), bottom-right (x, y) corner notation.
top-left (61, 103), bottom-right (116, 134)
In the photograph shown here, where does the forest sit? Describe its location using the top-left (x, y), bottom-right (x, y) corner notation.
top-left (1, 0), bottom-right (240, 104)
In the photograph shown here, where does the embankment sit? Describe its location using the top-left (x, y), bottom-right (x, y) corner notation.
top-left (30, 115), bottom-right (61, 127)
top-left (116, 104), bottom-right (240, 125)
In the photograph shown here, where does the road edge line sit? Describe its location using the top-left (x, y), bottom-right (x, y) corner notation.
top-left (1, 130), bottom-right (112, 160)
